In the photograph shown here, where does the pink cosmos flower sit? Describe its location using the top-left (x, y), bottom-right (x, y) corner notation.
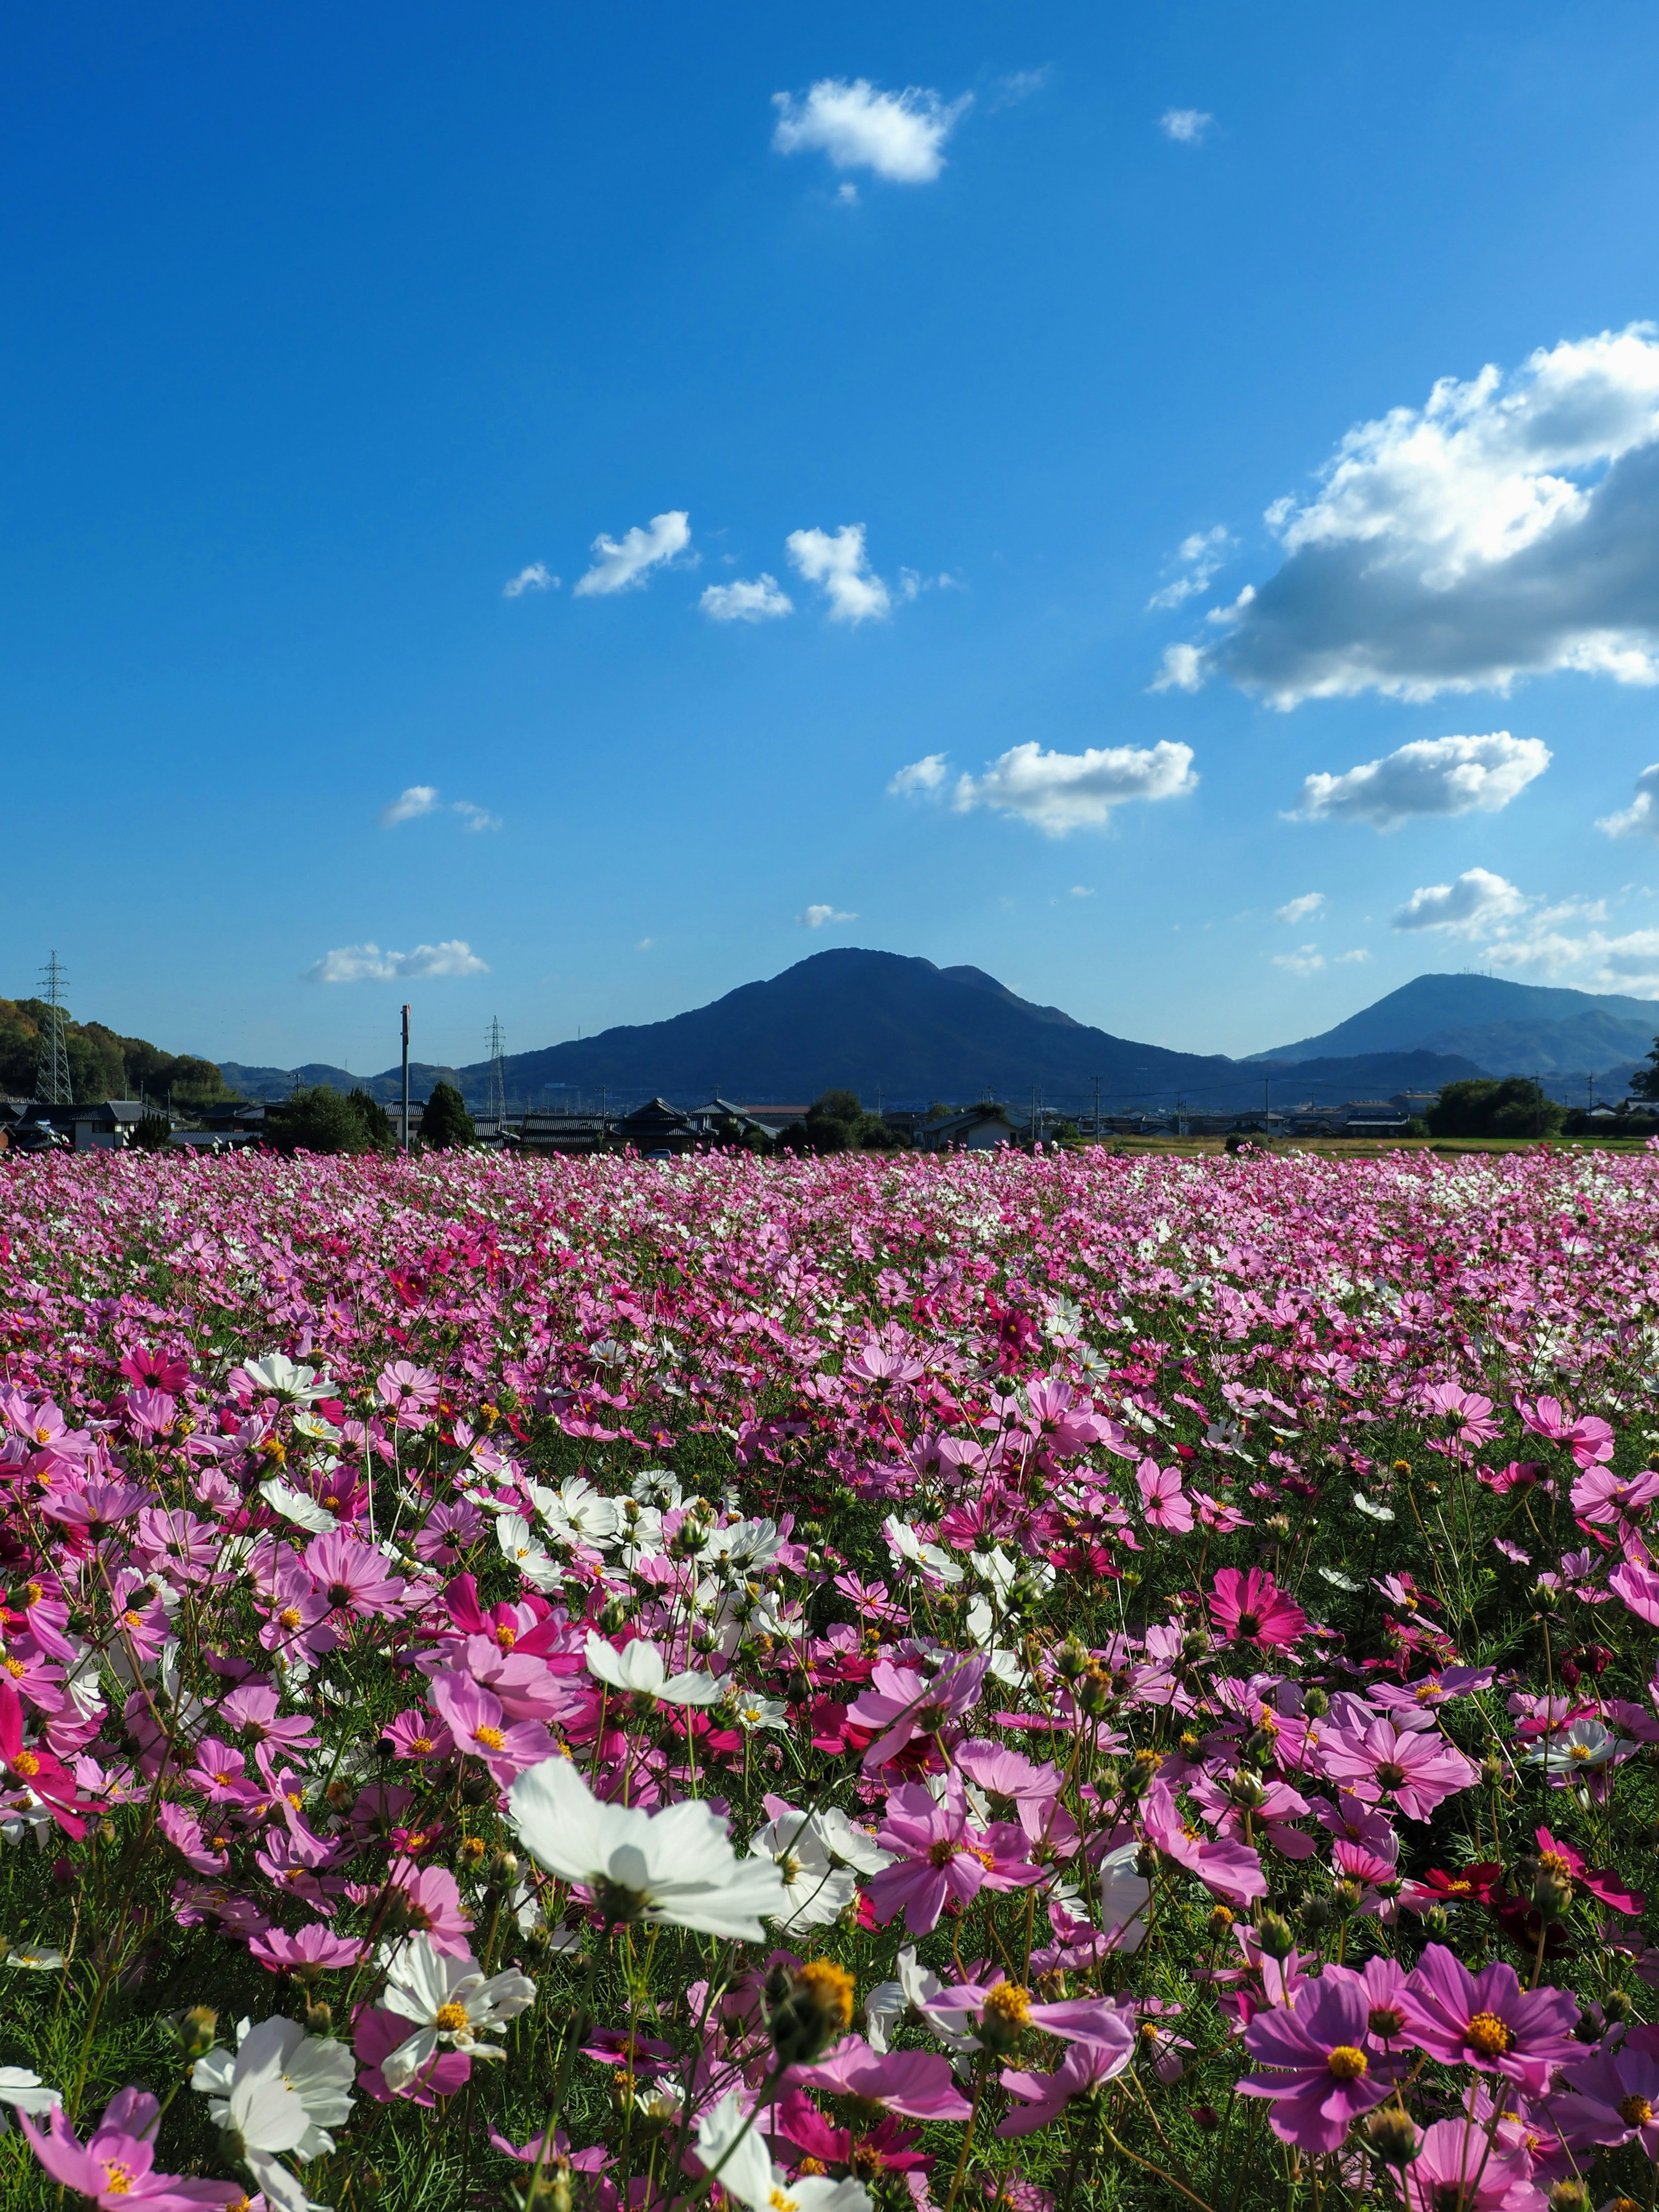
top-left (1143, 1780), bottom-right (1267, 1907)
top-left (0, 1679), bottom-right (87, 1840)
top-left (928, 1975), bottom-right (1146, 2053)
top-left (1390, 2117), bottom-right (1541, 2211)
top-left (377, 1360), bottom-right (441, 1422)
top-left (866, 1773), bottom-right (1039, 1933)
top-left (19, 2086), bottom-right (241, 2209)
top-left (427, 1670), bottom-right (553, 1783)
top-left (304, 1528), bottom-right (408, 1621)
top-left (848, 1653), bottom-right (988, 1772)
top-left (385, 1707), bottom-right (455, 1762)
top-left (1610, 1558), bottom-right (1659, 1627)
top-left (1236, 1967), bottom-right (1402, 2151)
top-left (1534, 1823), bottom-right (1644, 1915)
top-left (248, 1920), bottom-right (364, 1975)
top-left (1518, 1393), bottom-right (1614, 1469)
top-left (134, 1507), bottom-right (222, 1583)
top-left (995, 2032), bottom-right (1135, 2138)
top-left (1394, 1942), bottom-right (1580, 2091)
top-left (120, 1347), bottom-right (191, 1393)
top-left (1558, 2034), bottom-right (1659, 2158)
top-left (1135, 1459), bottom-right (1194, 1534)
top-left (354, 2005), bottom-right (471, 2104)
top-left (380, 1862), bottom-right (475, 1956)
top-left (1207, 1567), bottom-right (1306, 1649)
top-left (1573, 1464), bottom-right (1659, 1529)
top-left (790, 2037), bottom-right (973, 2121)
top-left (38, 1478), bottom-right (156, 1535)
top-left (1316, 1713), bottom-right (1481, 1821)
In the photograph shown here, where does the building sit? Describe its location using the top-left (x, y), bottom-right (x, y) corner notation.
top-left (613, 1097), bottom-right (699, 1154)
top-left (915, 1104), bottom-right (1019, 1152)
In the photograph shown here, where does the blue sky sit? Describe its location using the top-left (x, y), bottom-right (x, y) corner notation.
top-left (7, 3), bottom-right (1659, 1074)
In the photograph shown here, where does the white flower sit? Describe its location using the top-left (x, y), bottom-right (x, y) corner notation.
top-left (865, 1945), bottom-right (979, 2057)
top-left (810, 1806), bottom-right (892, 1876)
top-left (0, 2065), bottom-right (59, 2137)
top-left (584, 1631), bottom-right (720, 1707)
top-left (1099, 1840), bottom-right (1152, 1954)
top-left (615, 1502), bottom-right (666, 1566)
top-left (1318, 1567), bottom-right (1362, 1592)
top-left (192, 2016), bottom-right (356, 2212)
top-left (508, 1757), bottom-right (788, 1938)
top-left (881, 1514), bottom-right (963, 1586)
top-left (242, 1354), bottom-right (327, 1405)
top-left (291, 1411), bottom-right (343, 1445)
top-left (712, 1516), bottom-right (785, 1573)
top-left (2, 1942), bottom-right (65, 1970)
top-left (495, 1513), bottom-right (562, 1592)
top-left (630, 1466), bottom-right (683, 1510)
top-left (730, 1694), bottom-right (789, 1733)
top-left (378, 1933), bottom-right (537, 2092)
top-left (696, 2091), bottom-right (871, 2212)
top-left (964, 1595), bottom-right (1022, 1685)
top-left (1352, 1494), bottom-right (1396, 1522)
top-left (529, 1475), bottom-right (620, 1551)
top-left (747, 1802), bottom-right (859, 1930)
top-left (1528, 1717), bottom-right (1623, 1774)
top-left (259, 1478), bottom-right (337, 1535)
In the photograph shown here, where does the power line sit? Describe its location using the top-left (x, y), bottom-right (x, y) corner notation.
top-left (35, 951), bottom-right (72, 1105)
top-left (486, 1017), bottom-right (507, 1125)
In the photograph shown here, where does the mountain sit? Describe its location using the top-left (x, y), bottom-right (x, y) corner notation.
top-left (1255, 973), bottom-right (1658, 1082)
top-left (218, 1059), bottom-right (463, 1102)
top-left (222, 950), bottom-right (1484, 1115)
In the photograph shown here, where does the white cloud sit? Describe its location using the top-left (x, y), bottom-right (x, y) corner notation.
top-left (1149, 525), bottom-right (1231, 609)
top-left (989, 68), bottom-right (1050, 111)
top-left (787, 524), bottom-right (891, 623)
top-left (888, 752), bottom-right (949, 795)
top-left (1599, 762), bottom-right (1659, 840)
top-left (772, 79), bottom-right (969, 183)
top-left (1069, 884), bottom-right (1096, 898)
top-left (451, 802), bottom-right (501, 833)
top-left (1273, 945), bottom-right (1325, 975)
top-left (953, 739), bottom-right (1197, 836)
top-left (1275, 891), bottom-right (1325, 923)
top-left (1391, 867), bottom-right (1529, 935)
top-left (801, 904), bottom-right (857, 929)
top-left (382, 785), bottom-right (441, 827)
top-left (573, 511), bottom-right (691, 597)
top-left (1152, 642), bottom-right (1204, 693)
top-left (636, 938), bottom-right (654, 952)
top-left (1170, 326), bottom-right (1659, 704)
top-left (1160, 108), bottom-right (1213, 144)
top-left (1336, 947), bottom-right (1372, 964)
top-left (305, 940), bottom-right (490, 984)
top-left (503, 563), bottom-right (558, 598)
top-left (1291, 731), bottom-right (1551, 831)
top-left (700, 574), bottom-right (794, 623)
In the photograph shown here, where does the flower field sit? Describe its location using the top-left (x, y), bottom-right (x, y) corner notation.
top-left (3, 1144), bottom-right (1659, 2212)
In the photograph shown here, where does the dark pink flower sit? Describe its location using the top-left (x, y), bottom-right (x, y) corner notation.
top-left (19, 2086), bottom-right (240, 2209)
top-left (248, 1920), bottom-right (364, 1975)
top-left (1207, 1567), bottom-right (1305, 1649)
top-left (996, 2034), bottom-right (1135, 2137)
top-left (1237, 1967), bottom-right (1401, 2151)
top-left (848, 1653), bottom-right (988, 1772)
top-left (1135, 1459), bottom-right (1194, 1534)
top-left (1395, 1942), bottom-right (1580, 2091)
top-left (1392, 2116), bottom-right (1539, 2211)
top-left (1316, 1713), bottom-right (1480, 1821)
top-left (866, 1773), bottom-right (1038, 1933)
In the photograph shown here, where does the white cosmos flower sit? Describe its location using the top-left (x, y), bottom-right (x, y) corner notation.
top-left (747, 1800), bottom-right (858, 1930)
top-left (508, 1757), bottom-right (788, 1938)
top-left (810, 1805), bottom-right (892, 1876)
top-left (630, 1467), bottom-right (683, 1510)
top-left (1099, 1840), bottom-right (1153, 1954)
top-left (696, 2091), bottom-right (871, 2212)
top-left (0, 2065), bottom-right (59, 2136)
top-left (242, 1354), bottom-right (327, 1405)
top-left (865, 1945), bottom-right (979, 2057)
top-left (1528, 1717), bottom-right (1623, 1773)
top-left (192, 2016), bottom-right (356, 2212)
top-left (3, 1943), bottom-right (66, 1970)
top-left (291, 1411), bottom-right (343, 1446)
top-left (712, 1516), bottom-right (785, 1573)
top-left (882, 1514), bottom-right (964, 1586)
top-left (529, 1475), bottom-right (620, 1551)
top-left (730, 1694), bottom-right (789, 1733)
top-left (495, 1513), bottom-right (562, 1592)
top-left (1352, 1494), bottom-right (1396, 1522)
top-left (378, 1933), bottom-right (537, 2092)
top-left (584, 1631), bottom-right (720, 1707)
top-left (259, 1478), bottom-right (338, 1535)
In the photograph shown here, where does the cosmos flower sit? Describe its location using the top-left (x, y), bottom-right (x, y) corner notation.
top-left (1207, 1568), bottom-right (1305, 1649)
top-left (1393, 1944), bottom-right (1580, 2091)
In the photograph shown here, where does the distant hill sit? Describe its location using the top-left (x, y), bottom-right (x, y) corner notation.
top-left (1256, 973), bottom-right (1658, 1076)
top-left (219, 1059), bottom-right (463, 1103)
top-left (220, 950), bottom-right (1485, 1116)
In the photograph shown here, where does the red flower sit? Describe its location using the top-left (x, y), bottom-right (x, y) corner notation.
top-left (1208, 1567), bottom-right (1306, 1649)
top-left (0, 1678), bottom-right (88, 1840)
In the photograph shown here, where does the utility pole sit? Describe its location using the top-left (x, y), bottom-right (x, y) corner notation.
top-left (401, 1004), bottom-right (411, 1152)
top-left (1093, 1074), bottom-right (1101, 1142)
top-left (36, 951), bottom-right (72, 1104)
top-left (486, 1016), bottom-right (507, 1129)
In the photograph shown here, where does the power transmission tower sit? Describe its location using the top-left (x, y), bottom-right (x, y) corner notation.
top-left (486, 1016), bottom-right (507, 1127)
top-left (35, 951), bottom-right (72, 1104)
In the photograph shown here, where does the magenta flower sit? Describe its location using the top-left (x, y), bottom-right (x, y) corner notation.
top-left (304, 1528), bottom-right (408, 1621)
top-left (866, 1773), bottom-right (1038, 1934)
top-left (1143, 1780), bottom-right (1267, 1907)
top-left (848, 1653), bottom-right (988, 1772)
top-left (354, 2005), bottom-right (472, 2104)
top-left (1609, 1558), bottom-right (1659, 1626)
top-left (429, 1671), bottom-right (553, 1784)
top-left (1392, 2116), bottom-right (1539, 2211)
top-left (19, 2086), bottom-right (241, 2209)
top-left (1207, 1567), bottom-right (1306, 1649)
top-left (791, 2037), bottom-right (973, 2121)
top-left (1135, 1459), bottom-right (1194, 1534)
top-left (1534, 1823), bottom-right (1644, 1914)
top-left (996, 2034), bottom-right (1135, 2138)
top-left (0, 1679), bottom-right (87, 1840)
top-left (1395, 1943), bottom-right (1580, 2091)
top-left (38, 1477), bottom-right (156, 1535)
top-left (1236, 1969), bottom-right (1401, 2151)
top-left (1316, 1712), bottom-right (1480, 1821)
top-left (248, 1920), bottom-right (365, 1975)
top-left (1573, 1464), bottom-right (1659, 1528)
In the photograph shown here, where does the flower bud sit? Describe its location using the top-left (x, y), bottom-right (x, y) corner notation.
top-left (1302, 1688), bottom-right (1329, 1719)
top-left (1226, 1768), bottom-right (1268, 1812)
top-left (1252, 1911), bottom-right (1295, 1961)
top-left (1480, 1755), bottom-right (1504, 1786)
top-left (1602, 1987), bottom-right (1634, 2023)
top-left (459, 1772), bottom-right (493, 1807)
top-left (1054, 1637), bottom-right (1087, 1682)
top-left (767, 1960), bottom-right (856, 2067)
top-left (174, 2006), bottom-right (219, 2059)
top-left (1189, 2104), bottom-right (1222, 2132)
top-left (305, 2000), bottom-right (333, 2034)
top-left (1533, 1581), bottom-right (1560, 1612)
top-left (1077, 1664), bottom-right (1113, 1718)
top-left (599, 1597), bottom-right (628, 1634)
top-left (491, 1850), bottom-right (521, 1885)
top-left (1548, 2182), bottom-right (1590, 2212)
top-left (1362, 2107), bottom-right (1419, 2168)
top-left (1530, 1865), bottom-right (1573, 1924)
top-left (1207, 1905), bottom-right (1235, 1940)
top-left (1422, 1905), bottom-right (1451, 1938)
top-left (1297, 1894), bottom-right (1333, 1936)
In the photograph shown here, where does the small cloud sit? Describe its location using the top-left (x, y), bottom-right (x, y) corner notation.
top-left (888, 753), bottom-right (949, 796)
top-left (573, 510), bottom-right (692, 597)
top-left (896, 567), bottom-right (960, 603)
top-left (801, 904), bottom-right (857, 929)
top-left (1069, 884), bottom-right (1096, 898)
top-left (953, 739), bottom-right (1197, 837)
top-left (1275, 891), bottom-right (1325, 924)
top-left (1392, 867), bottom-right (1528, 935)
top-left (700, 574), bottom-right (794, 623)
top-left (1272, 945), bottom-right (1325, 976)
top-left (1336, 947), bottom-right (1372, 964)
top-left (1148, 524), bottom-right (1232, 610)
top-left (305, 940), bottom-right (489, 984)
top-left (1151, 642), bottom-right (1204, 693)
top-left (1290, 732), bottom-right (1551, 831)
top-left (1598, 762), bottom-right (1659, 840)
top-left (787, 524), bottom-right (891, 623)
top-left (636, 938), bottom-right (654, 952)
top-left (836, 181), bottom-right (859, 205)
top-left (988, 67), bottom-right (1050, 111)
top-left (451, 802), bottom-right (501, 833)
top-left (382, 785), bottom-right (442, 827)
top-left (503, 563), bottom-right (558, 598)
top-left (772, 78), bottom-right (970, 183)
top-left (1160, 107), bottom-right (1213, 144)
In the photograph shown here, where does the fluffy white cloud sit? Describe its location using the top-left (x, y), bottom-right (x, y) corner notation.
top-left (573, 511), bottom-right (691, 597)
top-left (1598, 762), bottom-right (1659, 840)
top-left (1391, 867), bottom-right (1529, 935)
top-left (801, 904), bottom-right (857, 929)
top-left (382, 785), bottom-right (440, 827)
top-left (503, 563), bottom-right (558, 598)
top-left (772, 79), bottom-right (969, 182)
top-left (1337, 947), bottom-right (1372, 964)
top-left (305, 940), bottom-right (490, 984)
top-left (700, 575), bottom-right (793, 623)
top-left (953, 740), bottom-right (1197, 836)
top-left (1290, 731), bottom-right (1551, 830)
top-left (1149, 525), bottom-right (1231, 609)
top-left (1273, 945), bottom-right (1325, 975)
top-left (787, 524), bottom-right (890, 623)
top-left (1160, 108), bottom-right (1213, 144)
top-left (1484, 920), bottom-right (1659, 993)
top-left (451, 802), bottom-right (501, 833)
top-left (888, 752), bottom-right (949, 795)
top-left (1172, 326), bottom-right (1659, 704)
top-left (1275, 891), bottom-right (1325, 923)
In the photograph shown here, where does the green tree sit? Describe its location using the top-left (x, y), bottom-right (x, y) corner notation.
top-left (1631, 1037), bottom-right (1659, 1103)
top-left (130, 1111), bottom-right (174, 1152)
top-left (270, 1087), bottom-right (375, 1154)
top-left (1426, 1077), bottom-right (1567, 1139)
top-left (804, 1090), bottom-right (860, 1154)
top-left (348, 1089), bottom-right (396, 1151)
top-left (419, 1081), bottom-right (476, 1150)
top-left (849, 1110), bottom-right (902, 1150)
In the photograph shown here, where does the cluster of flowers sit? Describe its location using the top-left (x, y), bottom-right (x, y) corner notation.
top-left (0, 1139), bottom-right (1658, 2211)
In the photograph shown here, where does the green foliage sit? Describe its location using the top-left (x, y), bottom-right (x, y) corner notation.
top-left (419, 1079), bottom-right (476, 1150)
top-left (1632, 1036), bottom-right (1659, 1103)
top-left (130, 1112), bottom-right (174, 1152)
top-left (346, 1088), bottom-right (395, 1149)
top-left (0, 995), bottom-right (226, 1106)
top-left (1426, 1076), bottom-right (1567, 1138)
top-left (849, 1109), bottom-right (903, 1150)
top-left (269, 1086), bottom-right (376, 1155)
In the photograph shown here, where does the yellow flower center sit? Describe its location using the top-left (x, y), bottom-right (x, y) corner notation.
top-left (279, 1607), bottom-right (303, 1630)
top-left (1326, 2046), bottom-right (1368, 2082)
top-left (927, 1838), bottom-right (958, 1868)
top-left (411, 1736), bottom-right (433, 1755)
top-left (100, 2163), bottom-right (134, 2196)
top-left (1620, 2094), bottom-right (1654, 2127)
top-left (768, 2193), bottom-right (800, 2212)
top-left (1569, 1743), bottom-right (1593, 1761)
top-left (794, 1958), bottom-right (857, 2036)
top-left (984, 1983), bottom-right (1033, 2031)
top-left (1466, 2011), bottom-right (1512, 2057)
top-left (433, 2002), bottom-right (470, 2033)
top-left (3, 1658), bottom-right (23, 1678)
top-left (473, 1725), bottom-right (507, 1752)
top-left (12, 1750), bottom-right (40, 1779)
